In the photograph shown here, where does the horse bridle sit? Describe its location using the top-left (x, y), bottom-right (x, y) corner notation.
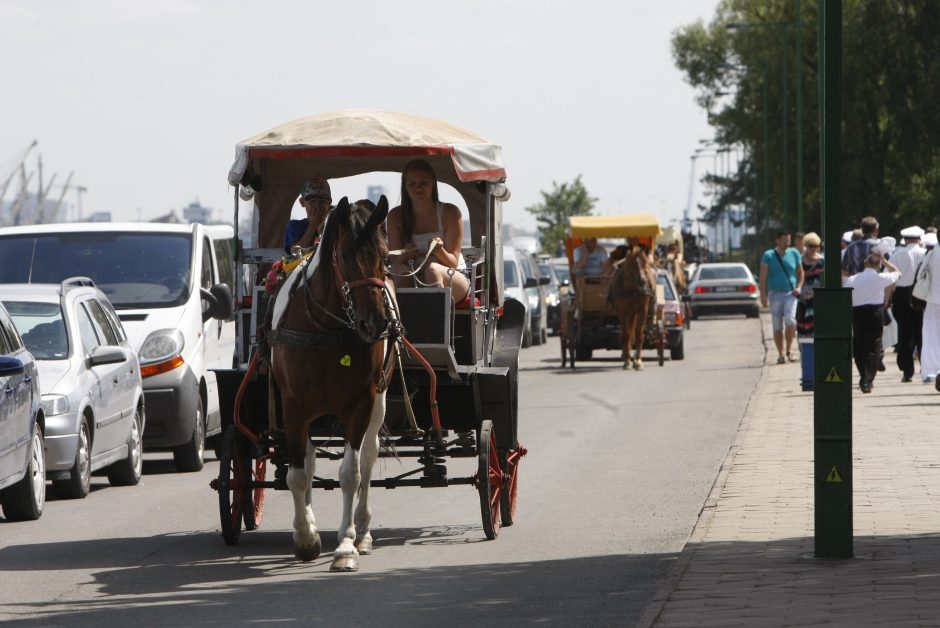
top-left (332, 250), bottom-right (388, 330)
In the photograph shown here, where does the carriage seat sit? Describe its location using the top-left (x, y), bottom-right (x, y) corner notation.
top-left (394, 287), bottom-right (460, 380)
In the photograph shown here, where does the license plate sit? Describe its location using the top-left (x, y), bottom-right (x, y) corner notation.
top-left (714, 285), bottom-right (737, 292)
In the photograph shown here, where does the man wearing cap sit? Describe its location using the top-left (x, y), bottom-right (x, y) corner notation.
top-left (891, 226), bottom-right (926, 382)
top-left (284, 178), bottom-right (332, 254)
top-left (840, 231), bottom-right (853, 260)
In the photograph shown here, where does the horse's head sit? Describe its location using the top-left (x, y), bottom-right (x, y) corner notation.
top-left (318, 195), bottom-right (390, 343)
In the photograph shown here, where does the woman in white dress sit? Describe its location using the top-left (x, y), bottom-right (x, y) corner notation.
top-left (387, 159), bottom-right (470, 303)
top-left (919, 243), bottom-right (940, 381)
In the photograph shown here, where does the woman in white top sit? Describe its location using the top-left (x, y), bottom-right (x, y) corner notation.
top-left (387, 159), bottom-right (470, 303)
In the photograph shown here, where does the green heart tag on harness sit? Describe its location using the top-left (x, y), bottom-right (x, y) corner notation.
top-left (340, 354), bottom-right (351, 367)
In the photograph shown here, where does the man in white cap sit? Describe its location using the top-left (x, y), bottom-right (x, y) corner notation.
top-left (840, 230), bottom-right (853, 260)
top-left (284, 178), bottom-right (332, 253)
top-left (892, 226), bottom-right (926, 382)
top-left (845, 252), bottom-right (902, 392)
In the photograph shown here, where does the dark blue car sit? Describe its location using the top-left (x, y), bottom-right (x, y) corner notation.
top-left (0, 301), bottom-right (44, 520)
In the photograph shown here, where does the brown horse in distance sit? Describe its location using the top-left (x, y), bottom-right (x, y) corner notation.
top-left (609, 245), bottom-right (657, 370)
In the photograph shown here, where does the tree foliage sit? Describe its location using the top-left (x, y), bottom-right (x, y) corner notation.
top-left (672, 0), bottom-right (940, 238)
top-left (525, 176), bottom-right (597, 255)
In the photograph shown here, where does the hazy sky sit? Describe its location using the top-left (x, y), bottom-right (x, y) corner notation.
top-left (1, 0), bottom-right (717, 232)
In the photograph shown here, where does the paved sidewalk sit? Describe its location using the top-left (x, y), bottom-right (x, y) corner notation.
top-left (641, 316), bottom-right (940, 627)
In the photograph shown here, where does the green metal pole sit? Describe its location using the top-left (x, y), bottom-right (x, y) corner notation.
top-left (782, 27), bottom-right (790, 230)
top-left (814, 0), bottom-right (852, 559)
top-left (762, 79), bottom-right (770, 237)
top-left (796, 0), bottom-right (805, 233)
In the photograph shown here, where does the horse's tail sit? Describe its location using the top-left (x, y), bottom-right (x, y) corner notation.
top-left (378, 423), bottom-right (397, 460)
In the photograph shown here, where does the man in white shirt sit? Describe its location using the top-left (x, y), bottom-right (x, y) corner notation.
top-left (845, 253), bottom-right (901, 393)
top-left (891, 226), bottom-right (926, 382)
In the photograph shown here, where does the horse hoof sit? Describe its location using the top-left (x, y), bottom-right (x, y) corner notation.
top-left (355, 537), bottom-right (373, 555)
top-left (294, 535), bottom-right (322, 562)
top-left (634, 362), bottom-right (644, 371)
top-left (622, 362), bottom-right (629, 370)
top-left (330, 556), bottom-right (360, 572)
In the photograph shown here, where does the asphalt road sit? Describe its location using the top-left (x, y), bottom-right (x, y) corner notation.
top-left (0, 315), bottom-right (763, 627)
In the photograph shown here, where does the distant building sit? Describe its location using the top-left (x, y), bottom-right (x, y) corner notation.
top-left (87, 212), bottom-right (112, 222)
top-left (151, 210), bottom-right (183, 224)
top-left (182, 200), bottom-right (212, 224)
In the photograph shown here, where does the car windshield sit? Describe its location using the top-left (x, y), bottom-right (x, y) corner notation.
top-left (656, 274), bottom-right (676, 301)
top-left (0, 233), bottom-right (193, 309)
top-left (698, 266), bottom-right (750, 281)
top-left (503, 260), bottom-right (520, 287)
top-left (4, 301), bottom-right (69, 360)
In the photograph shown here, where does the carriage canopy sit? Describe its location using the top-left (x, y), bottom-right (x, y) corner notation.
top-left (568, 214), bottom-right (663, 240)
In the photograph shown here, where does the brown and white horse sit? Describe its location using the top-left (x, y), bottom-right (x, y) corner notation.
top-left (609, 245), bottom-right (657, 370)
top-left (269, 196), bottom-right (392, 571)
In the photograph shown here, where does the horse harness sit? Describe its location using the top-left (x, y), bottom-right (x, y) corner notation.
top-left (262, 246), bottom-right (404, 395)
top-left (609, 255), bottom-right (654, 300)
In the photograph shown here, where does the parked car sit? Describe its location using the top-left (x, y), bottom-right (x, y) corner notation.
top-left (0, 301), bottom-right (44, 521)
top-left (538, 256), bottom-right (562, 335)
top-left (0, 279), bottom-right (145, 498)
top-left (0, 223), bottom-right (235, 472)
top-left (517, 250), bottom-right (550, 346)
top-left (656, 269), bottom-right (685, 360)
top-left (686, 262), bottom-right (760, 319)
top-left (503, 246), bottom-right (532, 348)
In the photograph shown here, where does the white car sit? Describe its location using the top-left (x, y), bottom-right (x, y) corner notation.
top-left (503, 246), bottom-right (533, 347)
top-left (0, 223), bottom-right (235, 472)
top-left (0, 279), bottom-right (145, 498)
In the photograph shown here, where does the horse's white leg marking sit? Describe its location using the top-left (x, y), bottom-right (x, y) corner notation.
top-left (287, 439), bottom-right (320, 560)
top-left (331, 444), bottom-right (361, 571)
top-left (355, 389), bottom-right (386, 554)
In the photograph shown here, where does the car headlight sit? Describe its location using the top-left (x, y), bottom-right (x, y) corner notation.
top-left (664, 311), bottom-right (678, 326)
top-left (41, 394), bottom-right (70, 417)
top-left (546, 293), bottom-right (560, 307)
top-left (527, 294), bottom-right (540, 309)
top-left (139, 328), bottom-right (185, 364)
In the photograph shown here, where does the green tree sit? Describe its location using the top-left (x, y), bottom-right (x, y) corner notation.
top-left (525, 176), bottom-right (597, 255)
top-left (672, 0), bottom-right (940, 239)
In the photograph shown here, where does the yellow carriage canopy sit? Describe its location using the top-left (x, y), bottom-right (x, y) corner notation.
top-left (568, 214), bottom-right (663, 239)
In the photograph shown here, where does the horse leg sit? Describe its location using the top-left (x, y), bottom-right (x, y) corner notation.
top-left (331, 443), bottom-right (362, 572)
top-left (633, 304), bottom-right (647, 370)
top-left (617, 308), bottom-right (630, 370)
top-left (287, 438), bottom-right (321, 561)
top-left (354, 390), bottom-right (386, 555)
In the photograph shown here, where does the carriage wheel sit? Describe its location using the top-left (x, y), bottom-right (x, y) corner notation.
top-left (499, 444), bottom-right (524, 527)
top-left (476, 420), bottom-right (501, 540)
top-left (657, 320), bottom-right (666, 367)
top-left (217, 425), bottom-right (247, 545)
top-left (243, 457), bottom-right (267, 531)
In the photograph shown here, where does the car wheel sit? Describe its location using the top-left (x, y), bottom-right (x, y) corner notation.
top-left (746, 307), bottom-right (760, 319)
top-left (575, 346), bottom-right (593, 361)
top-left (540, 327), bottom-right (547, 345)
top-left (173, 400), bottom-right (205, 472)
top-left (690, 307), bottom-right (700, 320)
top-left (522, 326), bottom-right (532, 348)
top-left (54, 417), bottom-right (91, 499)
top-left (107, 407), bottom-right (143, 486)
top-left (531, 321), bottom-right (543, 346)
top-left (0, 424), bottom-right (46, 521)
top-left (671, 337), bottom-right (685, 361)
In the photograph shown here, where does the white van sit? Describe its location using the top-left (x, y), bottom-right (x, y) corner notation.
top-left (0, 222), bottom-right (235, 472)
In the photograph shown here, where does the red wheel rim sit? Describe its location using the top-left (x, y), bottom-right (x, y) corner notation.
top-left (244, 458), bottom-right (266, 530)
top-left (486, 429), bottom-right (501, 533)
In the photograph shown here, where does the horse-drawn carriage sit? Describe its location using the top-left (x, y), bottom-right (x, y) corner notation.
top-left (211, 110), bottom-right (526, 570)
top-left (559, 214), bottom-right (683, 369)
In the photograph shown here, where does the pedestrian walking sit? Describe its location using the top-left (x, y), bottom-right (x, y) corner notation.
top-left (796, 232), bottom-right (824, 339)
top-left (890, 226), bottom-right (926, 382)
top-left (845, 253), bottom-right (901, 393)
top-left (917, 237), bottom-right (940, 382)
top-left (759, 231), bottom-right (804, 364)
top-left (842, 216), bottom-right (880, 278)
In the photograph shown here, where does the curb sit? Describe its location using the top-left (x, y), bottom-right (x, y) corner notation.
top-left (634, 314), bottom-right (771, 628)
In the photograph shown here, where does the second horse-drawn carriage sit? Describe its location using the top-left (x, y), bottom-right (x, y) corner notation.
top-left (211, 110), bottom-right (526, 570)
top-left (559, 214), bottom-right (685, 369)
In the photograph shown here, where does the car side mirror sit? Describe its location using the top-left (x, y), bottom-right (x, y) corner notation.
top-left (538, 276), bottom-right (551, 286)
top-left (89, 346), bottom-right (127, 366)
top-left (0, 355), bottom-right (25, 376)
top-left (523, 277), bottom-right (538, 289)
top-left (201, 283), bottom-right (234, 322)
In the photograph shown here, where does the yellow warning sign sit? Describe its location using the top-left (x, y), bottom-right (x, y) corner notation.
top-left (823, 367), bottom-right (843, 383)
top-left (825, 465), bottom-right (843, 483)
